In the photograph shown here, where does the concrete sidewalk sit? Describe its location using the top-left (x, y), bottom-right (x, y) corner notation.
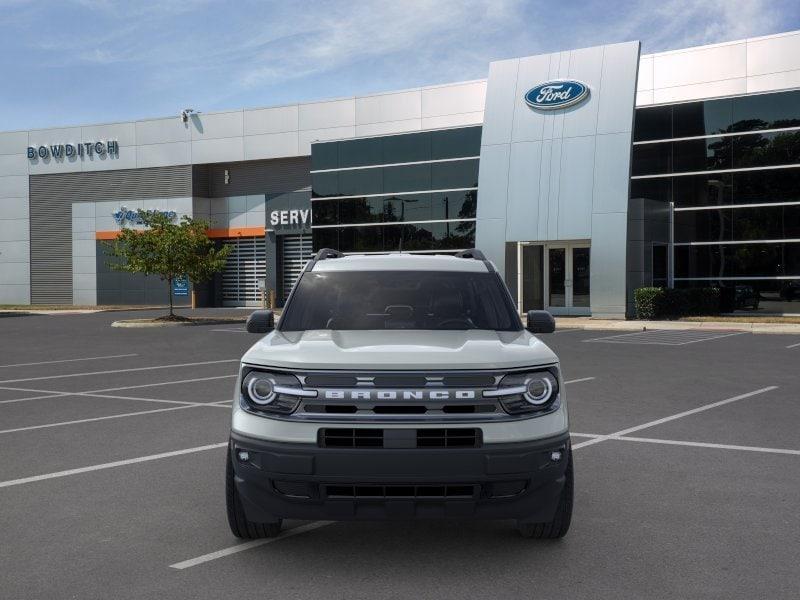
top-left (554, 317), bottom-right (800, 335)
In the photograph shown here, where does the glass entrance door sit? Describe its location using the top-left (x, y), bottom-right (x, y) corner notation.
top-left (519, 241), bottom-right (591, 316)
top-left (547, 243), bottom-right (591, 315)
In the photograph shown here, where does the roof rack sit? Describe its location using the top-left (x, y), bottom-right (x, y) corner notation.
top-left (454, 248), bottom-right (495, 272)
top-left (454, 249), bottom-right (486, 261)
top-left (305, 248), bottom-right (344, 271)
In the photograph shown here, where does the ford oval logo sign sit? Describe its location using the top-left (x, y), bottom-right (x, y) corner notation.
top-left (524, 80), bottom-right (589, 110)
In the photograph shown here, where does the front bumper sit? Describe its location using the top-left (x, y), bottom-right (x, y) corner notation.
top-left (230, 431), bottom-right (570, 522)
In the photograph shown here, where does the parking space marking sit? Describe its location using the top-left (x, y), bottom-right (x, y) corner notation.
top-left (612, 435), bottom-right (800, 456)
top-left (0, 442), bottom-right (228, 489)
top-left (572, 431), bottom-right (799, 456)
top-left (169, 521), bottom-right (334, 569)
top-left (0, 358), bottom-right (240, 385)
top-left (0, 353), bottom-right (138, 369)
top-left (572, 386), bottom-right (778, 450)
top-left (0, 374), bottom-right (238, 406)
top-left (564, 377), bottom-right (595, 384)
top-left (0, 385), bottom-right (230, 408)
top-left (0, 404), bottom-right (201, 435)
top-left (786, 341), bottom-right (800, 349)
top-left (583, 330), bottom-right (745, 346)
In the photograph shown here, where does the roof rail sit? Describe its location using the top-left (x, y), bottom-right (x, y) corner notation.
top-left (454, 248), bottom-right (495, 272)
top-left (305, 248), bottom-right (344, 271)
top-left (454, 249), bottom-right (486, 261)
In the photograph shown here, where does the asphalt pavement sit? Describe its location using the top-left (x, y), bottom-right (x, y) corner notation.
top-left (0, 309), bottom-right (798, 599)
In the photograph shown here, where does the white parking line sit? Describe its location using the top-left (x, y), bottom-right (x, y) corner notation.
top-left (169, 521), bottom-right (334, 570)
top-left (571, 431), bottom-right (799, 455)
top-left (0, 359), bottom-right (240, 385)
top-left (0, 374), bottom-right (238, 405)
top-left (0, 353), bottom-right (138, 369)
top-left (564, 377), bottom-right (595, 385)
top-left (0, 385), bottom-right (229, 407)
top-left (612, 435), bottom-right (800, 456)
top-left (0, 442), bottom-right (228, 489)
top-left (786, 341), bottom-right (800, 349)
top-left (573, 386), bottom-right (778, 450)
top-left (0, 404), bottom-right (200, 434)
top-left (583, 330), bottom-right (745, 346)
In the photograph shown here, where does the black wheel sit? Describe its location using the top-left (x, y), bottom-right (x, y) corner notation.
top-left (226, 448), bottom-right (282, 539)
top-left (517, 450), bottom-right (573, 539)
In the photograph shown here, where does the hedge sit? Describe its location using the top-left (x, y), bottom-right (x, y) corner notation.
top-left (633, 287), bottom-right (720, 320)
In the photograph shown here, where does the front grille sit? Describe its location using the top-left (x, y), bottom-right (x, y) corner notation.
top-left (323, 484), bottom-right (478, 499)
top-left (417, 428), bottom-right (481, 448)
top-left (320, 428), bottom-right (384, 447)
top-left (319, 428), bottom-right (481, 448)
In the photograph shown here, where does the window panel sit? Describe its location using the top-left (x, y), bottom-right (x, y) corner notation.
top-left (672, 137), bottom-right (732, 173)
top-left (731, 90), bottom-right (800, 132)
top-left (431, 159), bottom-right (479, 189)
top-left (631, 177), bottom-right (673, 203)
top-left (634, 106), bottom-right (672, 142)
top-left (382, 132), bottom-right (431, 164)
top-left (382, 163), bottom-right (431, 193)
top-left (675, 206), bottom-right (800, 243)
top-left (672, 98), bottom-right (732, 137)
top-left (732, 130), bottom-right (800, 169)
top-left (311, 172), bottom-right (339, 198)
top-left (311, 142), bottom-right (338, 170)
top-left (338, 138), bottom-right (383, 168)
top-left (311, 199), bottom-right (338, 225)
top-left (672, 173), bottom-right (732, 208)
top-left (675, 242), bottom-right (800, 278)
top-left (312, 227), bottom-right (338, 250)
top-left (431, 190), bottom-right (478, 220)
top-left (431, 127), bottom-right (482, 159)
top-left (338, 168), bottom-right (383, 196)
top-left (631, 142), bottom-right (671, 176)
top-left (385, 194), bottom-right (432, 222)
top-left (733, 167), bottom-right (800, 204)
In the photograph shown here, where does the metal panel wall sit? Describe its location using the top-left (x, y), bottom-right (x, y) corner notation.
top-left (476, 41), bottom-right (640, 318)
top-left (205, 157), bottom-right (310, 197)
top-left (28, 165), bottom-right (192, 304)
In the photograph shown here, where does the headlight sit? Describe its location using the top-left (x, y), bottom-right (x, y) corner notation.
top-left (524, 375), bottom-right (554, 405)
top-left (486, 368), bottom-right (559, 415)
top-left (240, 368), bottom-right (314, 414)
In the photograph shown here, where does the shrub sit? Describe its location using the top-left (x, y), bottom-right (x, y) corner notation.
top-left (633, 286), bottom-right (720, 320)
top-left (633, 287), bottom-right (664, 320)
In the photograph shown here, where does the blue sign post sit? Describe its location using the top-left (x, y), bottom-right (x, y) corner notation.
top-left (172, 276), bottom-right (189, 297)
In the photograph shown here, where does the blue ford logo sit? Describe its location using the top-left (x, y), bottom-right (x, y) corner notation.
top-left (524, 80), bottom-right (589, 110)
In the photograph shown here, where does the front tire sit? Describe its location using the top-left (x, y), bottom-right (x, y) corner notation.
top-left (226, 448), bottom-right (282, 539)
top-left (517, 450), bottom-right (573, 539)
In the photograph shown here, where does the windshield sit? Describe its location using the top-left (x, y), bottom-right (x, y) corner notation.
top-left (279, 270), bottom-right (522, 332)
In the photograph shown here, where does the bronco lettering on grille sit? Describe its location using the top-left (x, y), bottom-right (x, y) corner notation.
top-left (322, 390), bottom-right (477, 400)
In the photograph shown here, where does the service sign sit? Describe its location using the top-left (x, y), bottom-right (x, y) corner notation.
top-left (524, 80), bottom-right (589, 110)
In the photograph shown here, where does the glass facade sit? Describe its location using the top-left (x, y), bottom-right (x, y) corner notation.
top-left (631, 89), bottom-right (800, 313)
top-left (311, 126), bottom-right (480, 253)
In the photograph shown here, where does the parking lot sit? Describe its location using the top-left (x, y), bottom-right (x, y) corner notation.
top-left (1, 310), bottom-right (799, 599)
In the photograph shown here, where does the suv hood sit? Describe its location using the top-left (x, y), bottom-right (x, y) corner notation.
top-left (241, 329), bottom-right (557, 371)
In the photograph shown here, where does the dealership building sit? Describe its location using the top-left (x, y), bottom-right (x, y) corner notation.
top-left (1, 29), bottom-right (800, 316)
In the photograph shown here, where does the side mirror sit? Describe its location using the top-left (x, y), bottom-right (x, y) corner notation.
top-left (526, 310), bottom-right (555, 334)
top-left (246, 310), bottom-right (275, 334)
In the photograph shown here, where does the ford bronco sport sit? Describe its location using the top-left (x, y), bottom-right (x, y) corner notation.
top-left (226, 249), bottom-right (572, 539)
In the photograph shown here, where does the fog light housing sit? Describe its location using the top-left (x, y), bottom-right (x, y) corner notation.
top-left (550, 450), bottom-right (562, 462)
top-left (237, 450), bottom-right (251, 462)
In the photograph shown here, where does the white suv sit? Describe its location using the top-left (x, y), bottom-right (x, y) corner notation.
top-left (226, 249), bottom-right (572, 539)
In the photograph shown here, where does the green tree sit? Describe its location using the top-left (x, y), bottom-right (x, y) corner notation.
top-left (104, 210), bottom-right (231, 319)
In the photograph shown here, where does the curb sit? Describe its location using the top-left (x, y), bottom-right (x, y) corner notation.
top-left (111, 319), bottom-right (246, 328)
top-left (554, 319), bottom-right (800, 335)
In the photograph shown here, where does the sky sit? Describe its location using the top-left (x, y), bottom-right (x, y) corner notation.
top-left (1, 0), bottom-right (799, 131)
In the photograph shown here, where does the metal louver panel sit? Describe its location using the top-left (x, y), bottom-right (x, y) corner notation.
top-left (281, 234), bottom-right (313, 302)
top-left (221, 236), bottom-right (267, 307)
top-left (208, 157), bottom-right (310, 197)
top-left (28, 166), bottom-right (192, 305)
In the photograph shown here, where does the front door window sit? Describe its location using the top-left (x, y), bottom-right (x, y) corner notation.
top-left (548, 248), bottom-right (567, 308)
